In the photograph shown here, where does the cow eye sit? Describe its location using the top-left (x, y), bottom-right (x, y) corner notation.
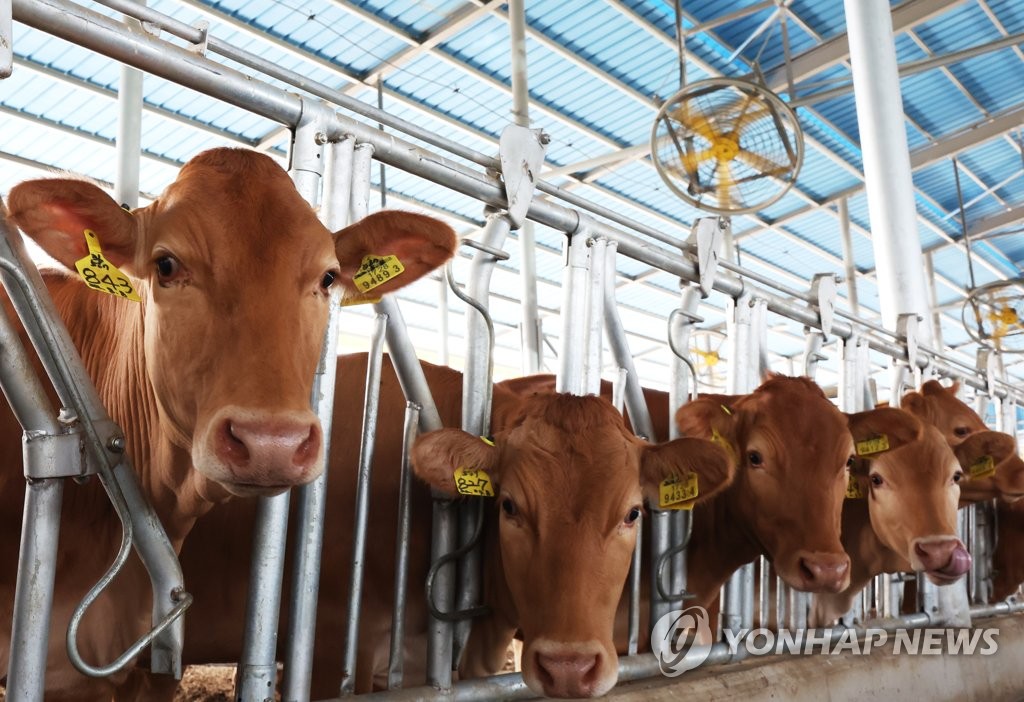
top-left (954, 427), bottom-right (971, 438)
top-left (500, 497), bottom-right (517, 517)
top-left (624, 506), bottom-right (642, 525)
top-left (748, 451), bottom-right (763, 467)
top-left (155, 255), bottom-right (180, 284)
top-left (846, 456), bottom-right (855, 468)
top-left (953, 471), bottom-right (964, 483)
top-left (870, 473), bottom-right (884, 487)
top-left (320, 270), bottom-right (338, 291)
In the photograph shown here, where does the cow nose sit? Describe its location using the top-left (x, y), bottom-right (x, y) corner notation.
top-left (535, 651), bottom-right (600, 698)
top-left (213, 412), bottom-right (321, 485)
top-left (913, 537), bottom-right (971, 583)
top-left (797, 552), bottom-right (851, 592)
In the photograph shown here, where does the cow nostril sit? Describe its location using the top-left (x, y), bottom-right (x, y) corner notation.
top-left (217, 420), bottom-right (250, 465)
top-left (799, 558), bottom-right (816, 583)
top-left (293, 424), bottom-right (321, 469)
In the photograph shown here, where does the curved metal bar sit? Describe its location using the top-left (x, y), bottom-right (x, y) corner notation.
top-left (67, 565), bottom-right (192, 678)
top-left (424, 502), bottom-right (491, 623)
top-left (655, 530), bottom-right (698, 603)
top-left (445, 258), bottom-right (496, 437)
top-left (667, 309), bottom-right (701, 403)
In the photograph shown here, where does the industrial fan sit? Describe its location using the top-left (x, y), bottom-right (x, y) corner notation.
top-left (961, 279), bottom-right (1024, 353)
top-left (651, 77), bottom-right (803, 215)
top-left (688, 329), bottom-right (728, 391)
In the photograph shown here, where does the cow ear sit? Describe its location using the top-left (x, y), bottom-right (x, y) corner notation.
top-left (674, 397), bottom-right (736, 443)
top-left (921, 379), bottom-right (949, 396)
top-left (900, 391), bottom-right (931, 421)
top-left (6, 179), bottom-right (139, 270)
top-left (954, 431), bottom-right (1017, 473)
top-left (334, 211), bottom-right (457, 297)
top-left (639, 438), bottom-right (734, 507)
top-left (846, 407), bottom-right (922, 454)
top-left (411, 428), bottom-right (499, 497)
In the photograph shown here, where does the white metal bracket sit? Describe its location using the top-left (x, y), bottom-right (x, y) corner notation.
top-left (896, 312), bottom-right (923, 388)
top-left (810, 273), bottom-right (838, 340)
top-left (498, 125), bottom-right (548, 229)
top-left (689, 216), bottom-right (726, 298)
top-left (188, 20), bottom-right (210, 56)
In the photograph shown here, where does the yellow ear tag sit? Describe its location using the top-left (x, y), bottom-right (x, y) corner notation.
top-left (480, 436), bottom-right (495, 447)
top-left (968, 455), bottom-right (996, 480)
top-left (845, 474), bottom-right (865, 499)
top-left (340, 295), bottom-right (382, 307)
top-left (454, 467), bottom-right (495, 497)
top-left (856, 435), bottom-right (890, 456)
top-left (74, 230), bottom-right (141, 302)
top-left (353, 254), bottom-right (405, 292)
top-left (659, 472), bottom-right (699, 510)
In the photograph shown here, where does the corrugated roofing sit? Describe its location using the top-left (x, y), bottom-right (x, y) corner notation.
top-left (1, 0), bottom-right (1023, 395)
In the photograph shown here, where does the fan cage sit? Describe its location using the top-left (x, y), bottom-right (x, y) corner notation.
top-left (961, 279), bottom-right (1024, 353)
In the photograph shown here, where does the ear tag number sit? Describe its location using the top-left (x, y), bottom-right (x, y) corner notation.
top-left (845, 474), bottom-right (865, 499)
top-left (659, 473), bottom-right (699, 510)
top-left (454, 467), bottom-right (495, 497)
top-left (340, 295), bottom-right (382, 307)
top-left (969, 455), bottom-right (996, 480)
top-left (353, 254), bottom-right (405, 292)
top-left (856, 435), bottom-right (890, 456)
top-left (75, 230), bottom-right (141, 302)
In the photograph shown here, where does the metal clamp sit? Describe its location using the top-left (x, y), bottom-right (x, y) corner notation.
top-left (897, 312), bottom-right (923, 389)
top-left (22, 427), bottom-right (87, 480)
top-left (810, 273), bottom-right (838, 340)
top-left (187, 19), bottom-right (209, 56)
top-left (498, 125), bottom-right (548, 229)
top-left (689, 217), bottom-right (726, 298)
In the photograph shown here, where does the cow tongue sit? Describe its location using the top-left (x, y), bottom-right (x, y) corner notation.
top-left (933, 546), bottom-right (971, 579)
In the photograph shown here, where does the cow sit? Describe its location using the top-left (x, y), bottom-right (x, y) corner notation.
top-left (809, 425), bottom-right (1016, 627)
top-left (993, 499), bottom-right (1024, 602)
top-left (0, 147), bottom-right (457, 700)
top-left (121, 353), bottom-right (734, 700)
top-left (901, 379), bottom-right (1024, 503)
top-left (674, 377), bottom-right (922, 606)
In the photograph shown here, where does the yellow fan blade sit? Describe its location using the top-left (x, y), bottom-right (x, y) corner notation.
top-left (716, 157), bottom-right (735, 210)
top-left (681, 148), bottom-right (714, 173)
top-left (736, 149), bottom-right (791, 177)
top-left (669, 104), bottom-right (718, 142)
top-left (694, 349), bottom-right (720, 366)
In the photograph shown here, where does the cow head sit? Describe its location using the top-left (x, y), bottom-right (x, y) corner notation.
top-left (850, 425), bottom-right (1015, 584)
top-left (7, 148), bottom-right (456, 498)
top-left (902, 380), bottom-right (1024, 503)
top-left (676, 375), bottom-right (921, 594)
top-left (412, 393), bottom-right (733, 698)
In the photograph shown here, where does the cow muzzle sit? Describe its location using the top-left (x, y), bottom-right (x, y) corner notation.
top-left (912, 536), bottom-right (971, 584)
top-left (525, 639), bottom-right (616, 699)
top-left (199, 407), bottom-right (323, 494)
top-left (787, 551), bottom-right (851, 593)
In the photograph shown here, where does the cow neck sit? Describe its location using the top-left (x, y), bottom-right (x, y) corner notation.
top-left (840, 496), bottom-right (902, 591)
top-left (47, 272), bottom-right (199, 548)
top-left (685, 477), bottom-right (764, 605)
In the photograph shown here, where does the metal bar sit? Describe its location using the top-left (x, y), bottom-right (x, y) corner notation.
top-left (627, 518), bottom-right (642, 656)
top-left (837, 198), bottom-right (859, 315)
top-left (584, 237), bottom-right (607, 395)
top-left (339, 314), bottom-right (389, 695)
top-left (388, 402), bottom-right (421, 689)
top-left (843, 0), bottom-right (934, 342)
top-left (557, 229), bottom-right (590, 395)
top-left (0, 0), bottom-right (10, 78)
top-left (235, 493), bottom-right (291, 699)
top-left (113, 7), bottom-right (144, 209)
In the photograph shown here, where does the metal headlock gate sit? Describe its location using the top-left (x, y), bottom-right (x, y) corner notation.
top-left (4, 1), bottom-right (1024, 700)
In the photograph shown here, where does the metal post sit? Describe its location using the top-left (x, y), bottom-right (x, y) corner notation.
top-left (114, 5), bottom-right (145, 210)
top-left (438, 276), bottom-right (450, 367)
top-left (281, 134), bottom-right (350, 702)
top-left (557, 229), bottom-right (591, 396)
top-left (923, 253), bottom-right (943, 348)
top-left (388, 402), bottom-right (421, 689)
top-left (584, 237), bottom-right (607, 395)
top-left (0, 0), bottom-right (10, 78)
top-left (339, 314), bottom-right (389, 695)
top-left (843, 0), bottom-right (933, 342)
top-left (837, 197), bottom-right (859, 316)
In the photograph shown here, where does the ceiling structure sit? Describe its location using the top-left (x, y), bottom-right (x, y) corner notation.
top-left (1, 0), bottom-right (1022, 410)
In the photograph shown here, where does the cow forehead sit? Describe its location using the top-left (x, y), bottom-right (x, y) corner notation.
top-left (150, 150), bottom-right (332, 262)
top-left (738, 378), bottom-right (849, 445)
top-left (873, 425), bottom-right (957, 479)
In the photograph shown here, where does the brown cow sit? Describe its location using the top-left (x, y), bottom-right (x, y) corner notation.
top-left (993, 499), bottom-right (1024, 602)
top-left (901, 379), bottom-right (1024, 503)
top-left (119, 354), bottom-right (734, 699)
top-left (809, 425), bottom-right (1016, 626)
top-left (0, 148), bottom-right (456, 700)
top-left (675, 377), bottom-right (921, 605)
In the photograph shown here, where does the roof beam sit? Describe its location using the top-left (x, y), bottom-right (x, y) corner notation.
top-left (760, 0), bottom-right (969, 92)
top-left (967, 206), bottom-right (1024, 239)
top-left (910, 105), bottom-right (1024, 170)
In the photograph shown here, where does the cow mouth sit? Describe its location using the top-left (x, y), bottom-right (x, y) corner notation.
top-left (223, 481), bottom-right (293, 497)
top-left (924, 549), bottom-right (972, 585)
